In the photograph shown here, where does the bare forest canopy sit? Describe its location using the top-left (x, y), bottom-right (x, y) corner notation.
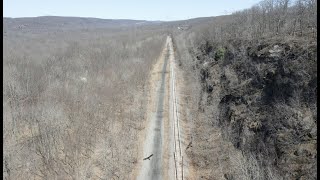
top-left (3, 26), bottom-right (167, 179)
top-left (176, 0), bottom-right (317, 41)
top-left (3, 0), bottom-right (317, 179)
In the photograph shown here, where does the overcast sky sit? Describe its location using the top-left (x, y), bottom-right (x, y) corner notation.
top-left (4, 0), bottom-right (261, 21)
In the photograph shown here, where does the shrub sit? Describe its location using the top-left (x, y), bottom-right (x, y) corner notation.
top-left (215, 46), bottom-right (225, 61)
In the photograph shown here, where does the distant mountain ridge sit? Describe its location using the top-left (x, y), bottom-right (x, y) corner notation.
top-left (3, 16), bottom-right (163, 32)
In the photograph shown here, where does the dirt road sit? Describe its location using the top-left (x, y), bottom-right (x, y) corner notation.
top-left (135, 36), bottom-right (185, 180)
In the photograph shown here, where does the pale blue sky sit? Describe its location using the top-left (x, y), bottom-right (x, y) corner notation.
top-left (4, 0), bottom-right (261, 21)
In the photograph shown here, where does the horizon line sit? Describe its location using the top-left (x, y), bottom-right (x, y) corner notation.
top-left (3, 14), bottom-right (230, 22)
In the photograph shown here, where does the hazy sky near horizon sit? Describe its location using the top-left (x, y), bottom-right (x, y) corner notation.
top-left (4, 0), bottom-right (261, 21)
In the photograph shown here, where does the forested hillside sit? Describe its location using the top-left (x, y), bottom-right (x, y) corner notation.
top-left (3, 25), bottom-right (166, 179)
top-left (172, 0), bottom-right (317, 179)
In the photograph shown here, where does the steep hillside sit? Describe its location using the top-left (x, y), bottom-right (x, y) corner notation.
top-left (195, 37), bottom-right (316, 179)
top-left (172, 0), bottom-right (317, 179)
